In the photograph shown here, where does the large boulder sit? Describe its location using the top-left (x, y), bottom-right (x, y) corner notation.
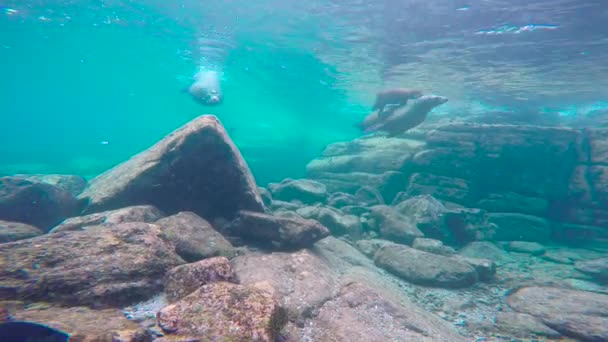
top-left (0, 222), bottom-right (184, 306)
top-left (394, 195), bottom-right (450, 241)
top-left (156, 282), bottom-right (287, 341)
top-left (0, 220), bottom-right (43, 243)
top-left (154, 211), bottom-right (234, 262)
top-left (507, 286), bottom-right (608, 341)
top-left (0, 176), bottom-right (86, 231)
top-left (78, 115), bottom-right (264, 221)
top-left (368, 205), bottom-right (423, 245)
top-left (226, 210), bottom-right (329, 250)
top-left (49, 205), bottom-right (164, 233)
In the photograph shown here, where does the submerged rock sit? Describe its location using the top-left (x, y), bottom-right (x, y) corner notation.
top-left (0, 220), bottom-right (43, 243)
top-left (226, 210), bottom-right (329, 250)
top-left (295, 205), bottom-right (361, 237)
top-left (268, 178), bottom-right (328, 204)
top-left (394, 195), bottom-right (449, 241)
top-left (575, 257), bottom-right (608, 284)
top-left (0, 222), bottom-right (184, 307)
top-left (6, 303), bottom-right (149, 341)
top-left (368, 205), bottom-right (423, 245)
top-left (154, 211), bottom-right (234, 262)
top-left (506, 241), bottom-right (546, 256)
top-left (164, 256), bottom-right (238, 302)
top-left (302, 281), bottom-right (466, 342)
top-left (507, 286), bottom-right (608, 341)
top-left (0, 176), bottom-right (86, 231)
top-left (10, 174), bottom-right (87, 197)
top-left (374, 243), bottom-right (478, 288)
top-left (49, 204), bottom-right (164, 233)
top-left (78, 115), bottom-right (264, 221)
top-left (156, 282), bottom-right (287, 342)
top-left (488, 213), bottom-right (552, 242)
top-left (412, 237), bottom-right (455, 256)
top-left (232, 249), bottom-right (338, 321)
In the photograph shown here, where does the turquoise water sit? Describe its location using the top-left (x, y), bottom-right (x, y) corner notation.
top-left (1, 1), bottom-right (607, 184)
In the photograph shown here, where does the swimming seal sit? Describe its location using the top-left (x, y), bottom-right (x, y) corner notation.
top-left (372, 88), bottom-right (423, 117)
top-left (187, 70), bottom-right (223, 106)
top-left (358, 95), bottom-right (448, 136)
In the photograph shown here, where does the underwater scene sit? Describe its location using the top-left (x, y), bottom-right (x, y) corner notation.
top-left (1, 0), bottom-right (608, 341)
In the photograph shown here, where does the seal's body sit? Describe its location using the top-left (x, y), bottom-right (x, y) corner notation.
top-left (188, 70), bottom-right (223, 106)
top-left (372, 88), bottom-right (423, 117)
top-left (358, 95), bottom-right (448, 136)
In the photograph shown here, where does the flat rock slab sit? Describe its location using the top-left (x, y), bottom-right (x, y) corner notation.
top-left (0, 176), bottom-right (86, 231)
top-left (78, 115), bottom-right (264, 221)
top-left (302, 281), bottom-right (466, 342)
top-left (0, 222), bottom-right (184, 307)
top-left (156, 281), bottom-right (287, 342)
top-left (164, 256), bottom-right (238, 302)
top-left (227, 210), bottom-right (329, 250)
top-left (268, 178), bottom-right (328, 204)
top-left (508, 286), bottom-right (608, 341)
top-left (232, 249), bottom-right (338, 320)
top-left (575, 257), bottom-right (608, 284)
top-left (0, 220), bottom-right (43, 243)
top-left (374, 243), bottom-right (478, 288)
top-left (49, 204), bottom-right (164, 233)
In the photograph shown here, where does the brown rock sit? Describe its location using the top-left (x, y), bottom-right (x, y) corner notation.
top-left (0, 222), bottom-right (184, 307)
top-left (0, 220), bottom-right (43, 242)
top-left (154, 212), bottom-right (234, 262)
top-left (227, 210), bottom-right (329, 250)
top-left (156, 282), bottom-right (287, 341)
top-left (232, 250), bottom-right (338, 320)
top-left (164, 256), bottom-right (238, 302)
top-left (8, 303), bottom-right (149, 341)
top-left (49, 205), bottom-right (165, 233)
top-left (78, 115), bottom-right (264, 221)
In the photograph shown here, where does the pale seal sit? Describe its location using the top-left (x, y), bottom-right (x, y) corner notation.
top-left (372, 88), bottom-right (424, 117)
top-left (187, 70), bottom-right (223, 106)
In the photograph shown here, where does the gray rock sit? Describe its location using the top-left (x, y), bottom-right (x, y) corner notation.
top-left (0, 222), bottom-right (184, 306)
top-left (78, 115), bottom-right (264, 222)
top-left (327, 192), bottom-right (358, 208)
top-left (575, 258), bottom-right (608, 284)
top-left (453, 256), bottom-right (496, 281)
top-left (227, 210), bottom-right (329, 250)
top-left (302, 281), bottom-right (466, 342)
top-left (488, 213), bottom-right (552, 242)
top-left (394, 195), bottom-right (450, 241)
top-left (0, 220), bottom-right (44, 242)
top-left (258, 187), bottom-right (273, 207)
top-left (354, 186), bottom-right (384, 206)
top-left (270, 200), bottom-right (303, 211)
top-left (0, 176), bottom-right (86, 231)
top-left (412, 238), bottom-right (455, 256)
top-left (164, 256), bottom-right (238, 302)
top-left (268, 178), bottom-right (327, 204)
top-left (232, 249), bottom-right (338, 321)
top-left (374, 243), bottom-right (478, 288)
top-left (476, 192), bottom-right (549, 217)
top-left (155, 212), bottom-right (234, 262)
top-left (10, 174), bottom-right (87, 196)
top-left (355, 239), bottom-right (391, 258)
top-left (369, 205), bottom-right (423, 245)
top-left (308, 171), bottom-right (406, 204)
top-left (50, 205), bottom-right (165, 233)
top-left (506, 241), bottom-right (546, 256)
top-left (507, 286), bottom-right (608, 341)
top-left (458, 241), bottom-right (511, 263)
top-left (298, 205), bottom-right (362, 238)
top-left (442, 207), bottom-right (496, 245)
